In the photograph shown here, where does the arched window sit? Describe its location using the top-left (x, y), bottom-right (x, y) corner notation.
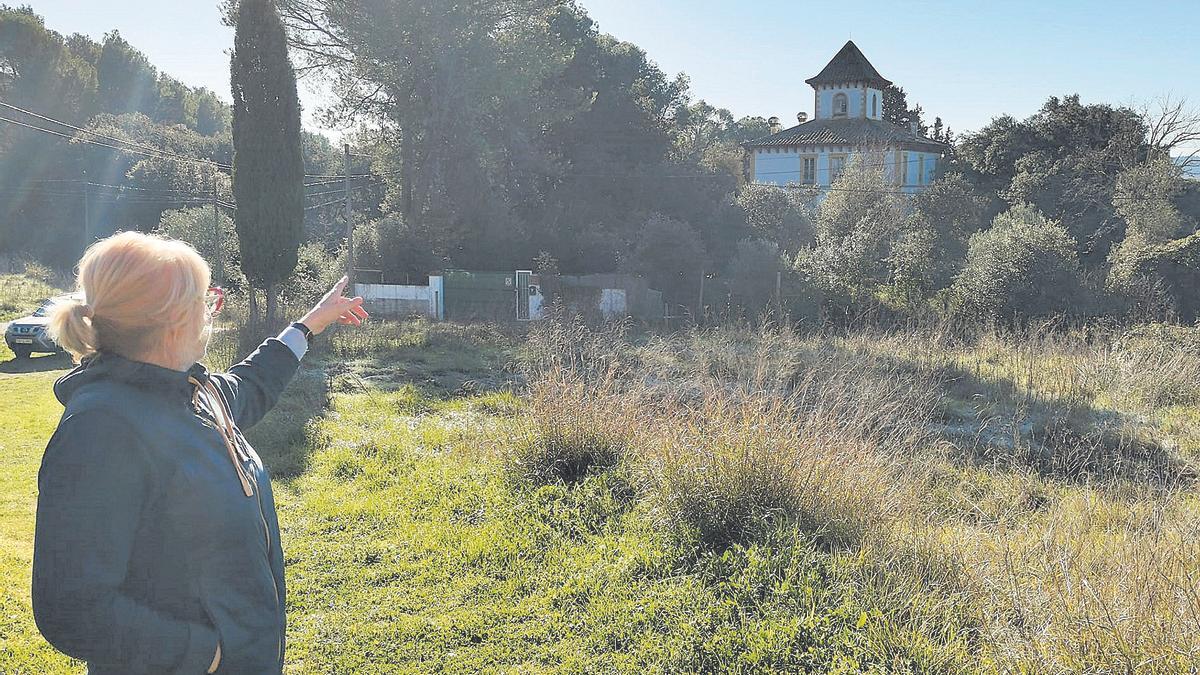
top-left (833, 93), bottom-right (848, 118)
top-left (872, 94), bottom-right (877, 118)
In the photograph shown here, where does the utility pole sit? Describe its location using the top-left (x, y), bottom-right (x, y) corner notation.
top-left (81, 173), bottom-right (90, 247)
top-left (211, 166), bottom-right (223, 284)
top-left (698, 271), bottom-right (705, 323)
top-left (344, 143), bottom-right (354, 284)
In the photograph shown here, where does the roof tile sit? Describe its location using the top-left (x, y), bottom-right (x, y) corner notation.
top-left (745, 118), bottom-right (948, 152)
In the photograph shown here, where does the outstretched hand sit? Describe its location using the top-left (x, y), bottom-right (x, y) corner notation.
top-left (299, 276), bottom-right (369, 335)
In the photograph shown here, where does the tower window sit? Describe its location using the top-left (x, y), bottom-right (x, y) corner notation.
top-left (833, 93), bottom-right (848, 118)
top-left (872, 94), bottom-right (877, 118)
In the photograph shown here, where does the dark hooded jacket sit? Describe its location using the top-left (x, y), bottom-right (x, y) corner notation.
top-left (32, 337), bottom-right (300, 674)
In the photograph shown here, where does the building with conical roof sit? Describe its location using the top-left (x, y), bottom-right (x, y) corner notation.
top-left (745, 41), bottom-right (947, 193)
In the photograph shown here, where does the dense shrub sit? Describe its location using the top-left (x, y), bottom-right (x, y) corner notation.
top-left (723, 238), bottom-right (783, 315)
top-left (797, 153), bottom-right (905, 300)
top-left (156, 206), bottom-right (344, 321)
top-left (951, 203), bottom-right (1082, 320)
top-left (733, 182), bottom-right (816, 255)
top-left (507, 319), bottom-right (642, 485)
top-left (639, 389), bottom-right (918, 552)
top-left (625, 214), bottom-right (709, 312)
top-left (890, 173), bottom-right (989, 302)
top-left (1115, 232), bottom-right (1200, 322)
top-left (353, 215), bottom-right (438, 285)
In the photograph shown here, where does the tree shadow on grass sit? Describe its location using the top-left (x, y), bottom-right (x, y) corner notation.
top-left (0, 352), bottom-right (72, 374)
top-left (331, 324), bottom-right (522, 403)
top-left (912, 356), bottom-right (1198, 489)
top-left (246, 364), bottom-right (332, 480)
top-left (751, 337), bottom-right (1196, 489)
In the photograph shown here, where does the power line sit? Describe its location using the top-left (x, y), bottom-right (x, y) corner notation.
top-left (305, 196), bottom-right (349, 211)
top-left (1, 183), bottom-right (221, 208)
top-left (3, 182), bottom-right (203, 198)
top-left (304, 175), bottom-right (369, 187)
top-left (0, 186), bottom-right (88, 198)
top-left (0, 101), bottom-right (402, 183)
top-left (304, 187), bottom-right (353, 200)
top-left (304, 181), bottom-right (387, 200)
top-left (304, 171), bottom-right (373, 179)
top-left (86, 181), bottom-right (202, 195)
top-left (0, 114), bottom-right (230, 171)
top-left (0, 101), bottom-right (233, 170)
top-left (11, 174), bottom-right (381, 204)
top-left (304, 168), bottom-right (401, 180)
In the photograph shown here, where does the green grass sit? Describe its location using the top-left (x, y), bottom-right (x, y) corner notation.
top-left (277, 386), bottom-right (974, 673)
top-left (0, 321), bottom-right (977, 673)
top-left (0, 342), bottom-right (80, 674)
top-left (3, 317), bottom-right (1198, 673)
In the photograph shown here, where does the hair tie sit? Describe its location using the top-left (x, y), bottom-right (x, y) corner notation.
top-left (79, 303), bottom-right (94, 319)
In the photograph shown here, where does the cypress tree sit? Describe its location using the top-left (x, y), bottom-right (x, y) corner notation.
top-left (230, 0), bottom-right (304, 326)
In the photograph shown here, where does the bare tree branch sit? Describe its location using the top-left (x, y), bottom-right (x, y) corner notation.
top-left (1143, 95), bottom-right (1200, 168)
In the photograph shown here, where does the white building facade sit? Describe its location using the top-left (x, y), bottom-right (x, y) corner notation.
top-left (746, 41), bottom-right (947, 194)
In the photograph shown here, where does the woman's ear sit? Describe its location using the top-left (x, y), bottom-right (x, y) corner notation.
top-left (162, 320), bottom-right (202, 368)
top-left (158, 323), bottom-right (184, 362)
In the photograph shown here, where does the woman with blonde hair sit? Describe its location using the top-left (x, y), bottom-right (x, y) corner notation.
top-left (32, 231), bottom-right (367, 674)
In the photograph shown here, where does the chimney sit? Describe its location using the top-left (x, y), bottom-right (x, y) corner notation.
top-left (768, 116), bottom-right (782, 134)
top-left (797, 112), bottom-right (808, 124)
top-left (909, 120), bottom-right (919, 137)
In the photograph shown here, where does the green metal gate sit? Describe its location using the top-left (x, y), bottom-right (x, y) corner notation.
top-left (442, 270), bottom-right (516, 320)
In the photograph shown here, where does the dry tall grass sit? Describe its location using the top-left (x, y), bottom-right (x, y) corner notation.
top-left (512, 317), bottom-right (1200, 672)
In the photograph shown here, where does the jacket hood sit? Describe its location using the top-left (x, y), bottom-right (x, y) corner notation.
top-left (54, 351), bottom-right (210, 407)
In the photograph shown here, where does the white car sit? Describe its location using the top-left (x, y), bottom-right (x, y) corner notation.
top-left (4, 293), bottom-right (80, 359)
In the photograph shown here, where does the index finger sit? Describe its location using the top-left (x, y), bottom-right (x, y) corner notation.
top-left (328, 275), bottom-right (349, 298)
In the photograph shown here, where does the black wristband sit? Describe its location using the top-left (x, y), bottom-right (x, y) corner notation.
top-left (290, 321), bottom-right (314, 343)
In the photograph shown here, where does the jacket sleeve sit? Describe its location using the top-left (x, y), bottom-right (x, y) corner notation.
top-left (209, 337), bottom-right (301, 430)
top-left (32, 410), bottom-right (219, 673)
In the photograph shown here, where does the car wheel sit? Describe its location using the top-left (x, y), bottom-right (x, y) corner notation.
top-left (12, 347), bottom-right (32, 360)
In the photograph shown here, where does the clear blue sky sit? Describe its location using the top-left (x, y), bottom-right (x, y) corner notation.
top-left (21, 0), bottom-right (1200, 146)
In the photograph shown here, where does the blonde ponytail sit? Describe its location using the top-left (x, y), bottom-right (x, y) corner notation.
top-left (48, 231), bottom-right (211, 365)
top-left (46, 297), bottom-right (99, 362)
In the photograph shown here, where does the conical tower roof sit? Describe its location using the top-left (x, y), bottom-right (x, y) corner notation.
top-left (804, 40), bottom-right (892, 89)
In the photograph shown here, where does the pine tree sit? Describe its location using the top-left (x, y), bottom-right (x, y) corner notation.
top-left (230, 0), bottom-right (304, 326)
top-left (882, 84), bottom-right (911, 128)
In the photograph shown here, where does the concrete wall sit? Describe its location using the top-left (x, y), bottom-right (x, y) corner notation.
top-left (554, 273), bottom-right (664, 320)
top-left (354, 278), bottom-right (443, 318)
top-left (354, 273), bottom-right (662, 322)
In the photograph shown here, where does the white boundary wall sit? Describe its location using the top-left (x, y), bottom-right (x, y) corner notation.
top-left (355, 277), bottom-right (444, 319)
